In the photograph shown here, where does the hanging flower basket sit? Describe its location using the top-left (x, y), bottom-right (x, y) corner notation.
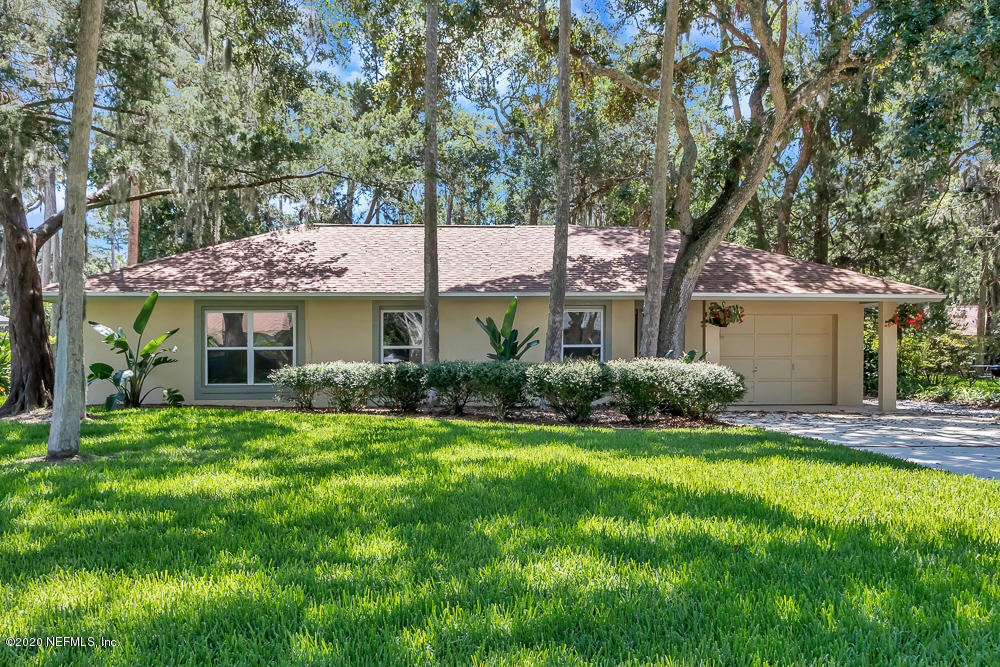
top-left (702, 302), bottom-right (745, 328)
top-left (885, 304), bottom-right (924, 331)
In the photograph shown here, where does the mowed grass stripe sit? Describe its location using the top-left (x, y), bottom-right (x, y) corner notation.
top-left (1, 409), bottom-right (998, 665)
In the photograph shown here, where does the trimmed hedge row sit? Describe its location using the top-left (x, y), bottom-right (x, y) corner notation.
top-left (270, 358), bottom-right (745, 423)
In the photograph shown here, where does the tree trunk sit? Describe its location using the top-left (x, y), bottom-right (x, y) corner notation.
top-left (750, 194), bottom-right (769, 250)
top-left (528, 198), bottom-right (539, 226)
top-left (544, 0), bottom-right (572, 362)
top-left (48, 0), bottom-right (105, 458)
top-left (445, 183), bottom-right (453, 226)
top-left (775, 115), bottom-right (813, 255)
top-left (344, 179), bottom-right (355, 224)
top-left (40, 168), bottom-right (58, 284)
top-left (657, 222), bottom-right (727, 357)
top-left (638, 0), bottom-right (680, 357)
top-left (127, 176), bottom-right (140, 265)
top-left (422, 0), bottom-right (440, 364)
top-left (362, 195), bottom-right (378, 225)
top-left (0, 193), bottom-right (55, 417)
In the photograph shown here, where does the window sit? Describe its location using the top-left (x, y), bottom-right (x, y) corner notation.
top-left (205, 311), bottom-right (295, 385)
top-left (381, 310), bottom-right (423, 363)
top-left (562, 309), bottom-right (603, 360)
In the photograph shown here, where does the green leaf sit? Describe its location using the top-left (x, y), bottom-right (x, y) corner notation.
top-left (500, 298), bottom-right (518, 338)
top-left (87, 362), bottom-right (114, 383)
top-left (104, 393), bottom-right (124, 410)
top-left (163, 388), bottom-right (184, 407)
top-left (139, 328), bottom-right (179, 357)
top-left (133, 291), bottom-right (159, 335)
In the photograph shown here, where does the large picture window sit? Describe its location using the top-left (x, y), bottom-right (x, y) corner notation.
top-left (205, 310), bottom-right (295, 385)
top-left (562, 309), bottom-right (603, 360)
top-left (381, 310), bottom-right (423, 363)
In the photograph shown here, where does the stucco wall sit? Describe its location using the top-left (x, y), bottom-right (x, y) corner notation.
top-left (84, 296), bottom-right (201, 406)
top-left (83, 295), bottom-right (863, 406)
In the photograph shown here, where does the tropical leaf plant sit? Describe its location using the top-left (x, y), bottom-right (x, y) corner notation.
top-left (87, 291), bottom-right (184, 409)
top-left (475, 298), bottom-right (540, 361)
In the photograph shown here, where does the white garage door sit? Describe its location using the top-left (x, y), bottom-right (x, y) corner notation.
top-left (719, 314), bottom-right (835, 404)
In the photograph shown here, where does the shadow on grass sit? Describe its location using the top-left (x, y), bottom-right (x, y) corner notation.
top-left (0, 409), bottom-right (995, 663)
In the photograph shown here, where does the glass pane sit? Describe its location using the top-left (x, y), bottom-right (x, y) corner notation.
top-left (254, 350), bottom-right (292, 383)
top-left (382, 348), bottom-right (422, 364)
top-left (563, 346), bottom-right (602, 360)
top-left (253, 312), bottom-right (294, 347)
top-left (383, 311), bottom-right (423, 347)
top-left (206, 312), bottom-right (247, 348)
top-left (207, 350), bottom-right (248, 383)
top-left (563, 311), bottom-right (602, 345)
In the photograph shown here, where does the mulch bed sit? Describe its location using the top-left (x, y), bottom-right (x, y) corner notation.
top-left (233, 405), bottom-right (720, 430)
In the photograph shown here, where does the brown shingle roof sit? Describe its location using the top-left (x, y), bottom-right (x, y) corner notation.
top-left (71, 224), bottom-right (942, 299)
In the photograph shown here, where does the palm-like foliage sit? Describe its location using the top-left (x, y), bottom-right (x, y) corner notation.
top-left (87, 292), bottom-right (184, 409)
top-left (475, 298), bottom-right (540, 361)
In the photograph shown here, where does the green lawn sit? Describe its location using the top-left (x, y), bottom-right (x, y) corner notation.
top-left (2, 409), bottom-right (998, 665)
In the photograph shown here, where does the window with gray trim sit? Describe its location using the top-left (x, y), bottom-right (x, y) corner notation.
top-left (204, 310), bottom-right (295, 384)
top-left (381, 310), bottom-right (423, 363)
top-left (562, 309), bottom-right (603, 360)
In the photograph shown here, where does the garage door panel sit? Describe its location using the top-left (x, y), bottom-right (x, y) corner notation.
top-left (719, 313), bottom-right (836, 405)
top-left (756, 334), bottom-right (792, 356)
top-left (756, 315), bottom-right (792, 334)
top-left (794, 315), bottom-right (833, 335)
top-left (793, 334), bottom-right (832, 357)
top-left (793, 357), bottom-right (832, 380)
top-left (755, 381), bottom-right (792, 403)
top-left (720, 335), bottom-right (755, 357)
top-left (757, 358), bottom-right (792, 379)
top-left (792, 381), bottom-right (833, 404)
top-left (722, 358), bottom-right (755, 378)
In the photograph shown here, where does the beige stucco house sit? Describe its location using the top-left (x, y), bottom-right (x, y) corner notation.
top-left (51, 225), bottom-right (943, 411)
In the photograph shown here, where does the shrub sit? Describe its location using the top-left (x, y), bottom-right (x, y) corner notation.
top-left (270, 364), bottom-right (325, 409)
top-left (426, 361), bottom-right (477, 414)
top-left (321, 361), bottom-right (379, 411)
top-left (470, 361), bottom-right (530, 419)
top-left (607, 358), bottom-right (666, 425)
top-left (371, 362), bottom-right (428, 412)
top-left (657, 361), bottom-right (746, 419)
top-left (526, 361), bottom-right (612, 423)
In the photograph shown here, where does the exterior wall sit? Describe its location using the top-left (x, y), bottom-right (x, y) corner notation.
top-left (83, 294), bottom-right (864, 407)
top-left (85, 296), bottom-right (202, 406)
top-left (438, 297), bottom-right (548, 362)
top-left (305, 298), bottom-right (373, 362)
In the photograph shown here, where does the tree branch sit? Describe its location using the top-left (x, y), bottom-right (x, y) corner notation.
top-left (32, 168), bottom-right (349, 247)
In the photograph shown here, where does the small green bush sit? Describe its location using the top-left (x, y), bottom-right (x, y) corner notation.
top-left (470, 361), bottom-right (530, 419)
top-left (371, 362), bottom-right (428, 412)
top-left (321, 361), bottom-right (379, 411)
top-left (526, 361), bottom-right (613, 423)
top-left (270, 364), bottom-right (325, 409)
top-left (608, 358), bottom-right (666, 425)
top-left (658, 361), bottom-right (746, 419)
top-left (426, 361), bottom-right (477, 414)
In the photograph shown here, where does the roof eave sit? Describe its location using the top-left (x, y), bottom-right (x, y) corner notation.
top-left (55, 290), bottom-right (947, 302)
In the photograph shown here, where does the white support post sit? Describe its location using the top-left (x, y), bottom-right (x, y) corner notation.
top-left (878, 301), bottom-right (898, 413)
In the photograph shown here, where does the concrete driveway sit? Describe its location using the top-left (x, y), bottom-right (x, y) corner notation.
top-left (726, 400), bottom-right (1000, 479)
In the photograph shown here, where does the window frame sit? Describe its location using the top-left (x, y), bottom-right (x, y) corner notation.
top-left (380, 308), bottom-right (424, 364)
top-left (204, 310), bottom-right (296, 386)
top-left (561, 307), bottom-right (605, 361)
top-left (194, 300), bottom-right (305, 400)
